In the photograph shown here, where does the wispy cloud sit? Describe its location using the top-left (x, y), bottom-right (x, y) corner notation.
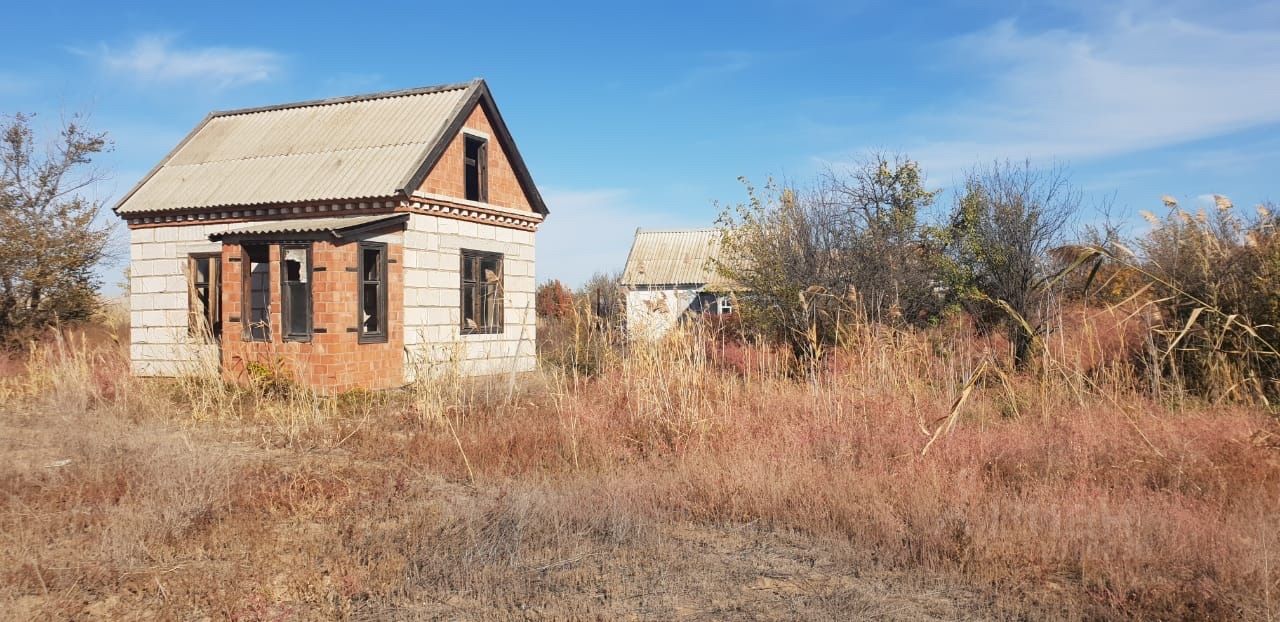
top-left (88, 34), bottom-right (283, 89)
top-left (836, 7), bottom-right (1280, 183)
top-left (537, 187), bottom-right (705, 286)
top-left (652, 50), bottom-right (757, 98)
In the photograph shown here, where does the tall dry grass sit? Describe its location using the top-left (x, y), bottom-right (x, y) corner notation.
top-left (1, 306), bottom-right (1278, 619)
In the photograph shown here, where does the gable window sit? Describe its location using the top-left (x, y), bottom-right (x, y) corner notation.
top-left (188, 253), bottom-right (221, 341)
top-left (463, 134), bottom-right (488, 203)
top-left (359, 242), bottom-right (388, 343)
top-left (280, 244), bottom-right (312, 341)
top-left (460, 249), bottom-right (503, 334)
top-left (243, 245), bottom-right (271, 341)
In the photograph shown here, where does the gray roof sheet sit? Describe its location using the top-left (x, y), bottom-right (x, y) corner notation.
top-left (620, 228), bottom-right (730, 287)
top-left (208, 213), bottom-right (407, 240)
top-left (117, 82), bottom-right (476, 214)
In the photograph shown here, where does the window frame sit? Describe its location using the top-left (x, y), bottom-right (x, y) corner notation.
top-left (459, 248), bottom-right (504, 335)
top-left (357, 241), bottom-right (389, 344)
top-left (241, 244), bottom-right (272, 342)
top-left (279, 243), bottom-right (313, 342)
top-left (463, 134), bottom-right (489, 203)
top-left (187, 252), bottom-right (222, 341)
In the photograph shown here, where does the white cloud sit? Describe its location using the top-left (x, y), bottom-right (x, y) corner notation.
top-left (881, 8), bottom-right (1280, 183)
top-left (537, 188), bottom-right (706, 287)
top-left (92, 34), bottom-right (282, 89)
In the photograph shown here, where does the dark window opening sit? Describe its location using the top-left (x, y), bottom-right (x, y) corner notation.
top-left (243, 245), bottom-right (271, 341)
top-left (358, 242), bottom-right (388, 343)
top-left (281, 245), bottom-right (312, 341)
top-left (461, 249), bottom-right (503, 334)
top-left (188, 253), bottom-right (221, 341)
top-left (463, 134), bottom-right (488, 203)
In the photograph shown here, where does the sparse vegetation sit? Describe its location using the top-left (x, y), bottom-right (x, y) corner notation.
top-left (2, 294), bottom-right (1278, 619)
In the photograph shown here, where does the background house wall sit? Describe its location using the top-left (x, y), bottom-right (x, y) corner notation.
top-left (625, 287), bottom-right (699, 341)
top-left (403, 213), bottom-right (536, 377)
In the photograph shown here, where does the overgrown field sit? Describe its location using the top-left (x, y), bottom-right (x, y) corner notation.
top-left (2, 310), bottom-right (1278, 620)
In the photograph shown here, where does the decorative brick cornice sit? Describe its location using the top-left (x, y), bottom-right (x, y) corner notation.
top-left (124, 199), bottom-right (403, 228)
top-left (124, 195), bottom-right (543, 232)
top-left (404, 194), bottom-right (542, 232)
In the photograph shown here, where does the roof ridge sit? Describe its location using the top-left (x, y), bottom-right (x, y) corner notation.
top-left (211, 79), bottom-right (480, 118)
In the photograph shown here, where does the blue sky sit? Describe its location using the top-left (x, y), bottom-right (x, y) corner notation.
top-left (3, 0), bottom-right (1279, 289)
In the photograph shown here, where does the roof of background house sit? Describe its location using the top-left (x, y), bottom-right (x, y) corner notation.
top-left (619, 228), bottom-right (732, 288)
top-left (114, 79), bottom-right (547, 215)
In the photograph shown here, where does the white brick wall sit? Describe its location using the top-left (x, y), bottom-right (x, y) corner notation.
top-left (129, 215), bottom-right (538, 380)
top-left (403, 213), bottom-right (537, 378)
top-left (128, 223), bottom-right (236, 376)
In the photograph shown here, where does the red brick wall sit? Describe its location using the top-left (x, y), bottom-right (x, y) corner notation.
top-left (418, 104), bottom-right (534, 212)
top-left (219, 239), bottom-right (404, 393)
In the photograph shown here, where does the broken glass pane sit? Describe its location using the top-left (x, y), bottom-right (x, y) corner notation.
top-left (363, 283), bottom-right (380, 332)
top-left (363, 248), bottom-right (380, 282)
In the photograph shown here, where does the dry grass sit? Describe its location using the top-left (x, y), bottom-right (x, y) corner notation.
top-left (1, 310), bottom-right (1278, 620)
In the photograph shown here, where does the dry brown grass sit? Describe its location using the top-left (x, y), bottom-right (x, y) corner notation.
top-left (1, 311), bottom-right (1278, 620)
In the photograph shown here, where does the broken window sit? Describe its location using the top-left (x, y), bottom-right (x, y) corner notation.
top-left (281, 245), bottom-right (312, 341)
top-left (358, 242), bottom-right (388, 343)
top-left (188, 253), bottom-right (221, 341)
top-left (461, 249), bottom-right (503, 334)
top-left (243, 245), bottom-right (271, 341)
top-left (463, 134), bottom-right (488, 202)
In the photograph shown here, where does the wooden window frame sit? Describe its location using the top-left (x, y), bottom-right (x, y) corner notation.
top-left (280, 243), bottom-right (313, 342)
top-left (241, 244), bottom-right (271, 342)
top-left (460, 248), bottom-right (504, 335)
top-left (463, 134), bottom-right (488, 203)
top-left (358, 242), bottom-right (389, 344)
top-left (187, 252), bottom-right (221, 341)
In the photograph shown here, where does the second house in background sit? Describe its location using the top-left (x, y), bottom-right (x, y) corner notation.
top-left (619, 228), bottom-right (735, 340)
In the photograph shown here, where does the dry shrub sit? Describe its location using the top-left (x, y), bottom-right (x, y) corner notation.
top-left (1135, 199), bottom-right (1280, 402)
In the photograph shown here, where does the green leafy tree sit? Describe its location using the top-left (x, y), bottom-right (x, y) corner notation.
top-left (0, 113), bottom-right (112, 345)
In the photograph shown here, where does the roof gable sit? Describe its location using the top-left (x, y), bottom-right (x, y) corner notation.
top-left (114, 79), bottom-right (547, 216)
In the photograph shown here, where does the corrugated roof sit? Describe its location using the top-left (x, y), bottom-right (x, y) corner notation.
top-left (116, 82), bottom-right (475, 214)
top-left (208, 213), bottom-right (407, 240)
top-left (619, 228), bottom-right (729, 287)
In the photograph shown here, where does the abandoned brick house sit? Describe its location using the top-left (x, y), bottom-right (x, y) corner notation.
top-left (116, 79), bottom-right (546, 391)
top-left (619, 228), bottom-right (734, 340)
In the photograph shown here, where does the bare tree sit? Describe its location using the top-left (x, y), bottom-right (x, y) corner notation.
top-left (579, 271), bottom-right (624, 324)
top-left (947, 161), bottom-right (1079, 367)
top-left (0, 113), bottom-right (112, 344)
